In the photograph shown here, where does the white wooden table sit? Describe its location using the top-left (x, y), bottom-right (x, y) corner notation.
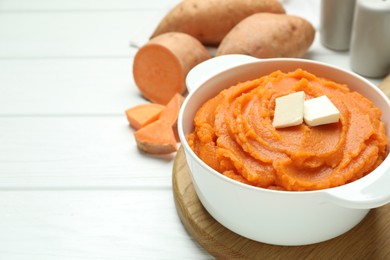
top-left (0, 1), bottom-right (384, 259)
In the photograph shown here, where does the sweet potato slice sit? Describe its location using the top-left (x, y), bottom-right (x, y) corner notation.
top-left (159, 93), bottom-right (185, 142)
top-left (159, 93), bottom-right (184, 124)
top-left (134, 120), bottom-right (177, 154)
top-left (132, 93), bottom-right (185, 154)
top-left (125, 103), bottom-right (165, 130)
top-left (133, 32), bottom-right (211, 105)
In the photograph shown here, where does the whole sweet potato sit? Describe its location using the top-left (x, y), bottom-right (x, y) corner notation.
top-left (151, 0), bottom-right (285, 46)
top-left (216, 13), bottom-right (315, 58)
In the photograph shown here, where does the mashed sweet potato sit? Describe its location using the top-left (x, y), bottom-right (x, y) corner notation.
top-left (187, 69), bottom-right (388, 191)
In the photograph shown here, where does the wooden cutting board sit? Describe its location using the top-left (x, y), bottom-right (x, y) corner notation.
top-left (172, 77), bottom-right (390, 259)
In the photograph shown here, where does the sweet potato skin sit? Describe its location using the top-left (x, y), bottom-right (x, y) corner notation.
top-left (133, 32), bottom-right (211, 105)
top-left (151, 0), bottom-right (285, 46)
top-left (216, 13), bottom-right (316, 58)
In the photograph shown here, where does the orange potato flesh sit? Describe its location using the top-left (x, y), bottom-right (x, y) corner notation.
top-left (125, 103), bottom-right (165, 130)
top-left (187, 69), bottom-right (388, 191)
top-left (134, 120), bottom-right (177, 154)
top-left (133, 32), bottom-right (211, 105)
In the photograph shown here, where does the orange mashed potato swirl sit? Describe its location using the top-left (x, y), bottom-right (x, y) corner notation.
top-left (187, 69), bottom-right (388, 191)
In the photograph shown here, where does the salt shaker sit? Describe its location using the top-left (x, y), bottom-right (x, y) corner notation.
top-left (320, 0), bottom-right (356, 51)
top-left (350, 0), bottom-right (390, 78)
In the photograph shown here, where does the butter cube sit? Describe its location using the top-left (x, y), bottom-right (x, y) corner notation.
top-left (272, 91), bottom-right (305, 128)
top-left (304, 95), bottom-right (340, 126)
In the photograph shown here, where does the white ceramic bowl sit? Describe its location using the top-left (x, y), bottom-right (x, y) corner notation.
top-left (178, 54), bottom-right (390, 246)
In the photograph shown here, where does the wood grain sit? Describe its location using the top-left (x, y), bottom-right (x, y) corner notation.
top-left (379, 73), bottom-right (390, 99)
top-left (173, 148), bottom-right (390, 259)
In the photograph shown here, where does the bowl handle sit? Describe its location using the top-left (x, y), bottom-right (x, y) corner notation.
top-left (325, 160), bottom-right (390, 209)
top-left (186, 54), bottom-right (259, 93)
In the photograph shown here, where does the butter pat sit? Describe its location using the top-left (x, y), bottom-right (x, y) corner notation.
top-left (304, 95), bottom-right (340, 126)
top-left (272, 91), bottom-right (305, 128)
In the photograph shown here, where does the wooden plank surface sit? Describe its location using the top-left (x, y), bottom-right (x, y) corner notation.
top-left (0, 117), bottom-right (177, 189)
top-left (0, 0), bottom-right (179, 11)
top-left (0, 58), bottom-right (138, 115)
top-left (0, 11), bottom-right (146, 58)
top-left (0, 0), bottom-right (387, 259)
top-left (0, 1), bottom-right (210, 257)
top-left (0, 190), bottom-right (211, 259)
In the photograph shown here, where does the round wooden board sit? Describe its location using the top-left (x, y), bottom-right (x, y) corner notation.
top-left (172, 148), bottom-right (390, 260)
